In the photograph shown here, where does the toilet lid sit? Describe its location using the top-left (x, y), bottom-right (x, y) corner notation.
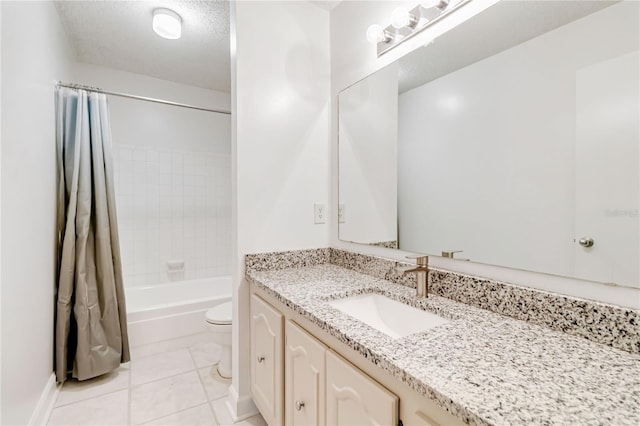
top-left (206, 302), bottom-right (232, 325)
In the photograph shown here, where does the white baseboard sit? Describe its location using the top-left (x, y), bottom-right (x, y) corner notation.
top-left (225, 384), bottom-right (258, 423)
top-left (29, 373), bottom-right (59, 426)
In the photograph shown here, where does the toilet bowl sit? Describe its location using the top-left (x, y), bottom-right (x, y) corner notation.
top-left (205, 301), bottom-right (232, 379)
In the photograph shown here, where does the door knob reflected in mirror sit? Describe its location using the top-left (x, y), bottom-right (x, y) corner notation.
top-left (578, 237), bottom-right (594, 247)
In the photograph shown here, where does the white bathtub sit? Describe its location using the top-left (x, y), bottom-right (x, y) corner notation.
top-left (125, 276), bottom-right (231, 347)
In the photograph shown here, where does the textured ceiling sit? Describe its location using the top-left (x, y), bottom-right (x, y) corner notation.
top-left (54, 0), bottom-right (230, 92)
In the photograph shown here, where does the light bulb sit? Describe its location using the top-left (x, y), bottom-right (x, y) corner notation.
top-left (366, 24), bottom-right (386, 44)
top-left (153, 8), bottom-right (182, 40)
top-left (420, 0), bottom-right (441, 8)
top-left (390, 7), bottom-right (412, 29)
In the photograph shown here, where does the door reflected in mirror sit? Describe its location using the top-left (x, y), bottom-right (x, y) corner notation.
top-left (338, 0), bottom-right (639, 288)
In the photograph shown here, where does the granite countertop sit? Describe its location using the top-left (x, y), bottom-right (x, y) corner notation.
top-left (247, 264), bottom-right (640, 426)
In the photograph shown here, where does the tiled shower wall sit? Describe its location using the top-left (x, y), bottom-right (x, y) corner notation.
top-left (113, 145), bottom-right (231, 286)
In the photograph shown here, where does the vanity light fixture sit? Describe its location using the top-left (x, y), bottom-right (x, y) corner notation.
top-left (367, 0), bottom-right (471, 56)
top-left (152, 8), bottom-right (182, 40)
top-left (366, 24), bottom-right (393, 44)
top-left (420, 0), bottom-right (445, 9)
top-left (391, 7), bottom-right (419, 29)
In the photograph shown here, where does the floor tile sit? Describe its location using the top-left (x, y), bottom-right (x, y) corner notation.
top-left (236, 414), bottom-right (268, 426)
top-left (55, 364), bottom-right (130, 407)
top-left (47, 389), bottom-right (128, 425)
top-left (131, 348), bottom-right (195, 386)
top-left (141, 403), bottom-right (216, 425)
top-left (189, 341), bottom-right (222, 368)
top-left (130, 371), bottom-right (207, 424)
top-left (130, 332), bottom-right (210, 360)
top-left (209, 398), bottom-right (234, 426)
top-left (197, 367), bottom-right (230, 401)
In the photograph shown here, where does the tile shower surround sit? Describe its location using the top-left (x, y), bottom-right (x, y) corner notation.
top-left (245, 248), bottom-right (640, 354)
top-left (113, 145), bottom-right (231, 286)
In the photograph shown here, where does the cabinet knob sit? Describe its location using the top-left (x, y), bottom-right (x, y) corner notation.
top-left (257, 355), bottom-right (265, 363)
top-left (295, 400), bottom-right (305, 411)
top-left (578, 237), bottom-right (594, 247)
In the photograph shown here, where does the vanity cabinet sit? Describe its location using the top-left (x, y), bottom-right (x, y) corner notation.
top-left (326, 350), bottom-right (398, 425)
top-left (251, 291), bottom-right (457, 426)
top-left (285, 321), bottom-right (326, 426)
top-left (250, 294), bottom-right (284, 426)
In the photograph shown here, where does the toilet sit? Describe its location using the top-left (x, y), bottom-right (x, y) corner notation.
top-left (205, 301), bottom-right (232, 379)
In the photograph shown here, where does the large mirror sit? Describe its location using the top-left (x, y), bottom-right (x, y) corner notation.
top-left (338, 0), bottom-right (639, 289)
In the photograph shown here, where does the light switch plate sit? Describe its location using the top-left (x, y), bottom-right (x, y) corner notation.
top-left (314, 203), bottom-right (326, 224)
top-left (338, 204), bottom-right (345, 223)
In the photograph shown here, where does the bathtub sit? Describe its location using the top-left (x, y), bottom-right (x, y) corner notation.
top-left (125, 276), bottom-right (231, 347)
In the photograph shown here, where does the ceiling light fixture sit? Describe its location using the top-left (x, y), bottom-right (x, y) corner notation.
top-left (152, 8), bottom-right (182, 40)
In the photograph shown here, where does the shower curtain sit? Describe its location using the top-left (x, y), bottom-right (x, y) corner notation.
top-left (55, 87), bottom-right (130, 383)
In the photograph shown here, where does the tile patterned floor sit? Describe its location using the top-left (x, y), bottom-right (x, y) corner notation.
top-left (47, 333), bottom-right (266, 426)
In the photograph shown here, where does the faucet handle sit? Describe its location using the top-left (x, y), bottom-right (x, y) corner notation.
top-left (441, 250), bottom-right (463, 259)
top-left (405, 254), bottom-right (429, 266)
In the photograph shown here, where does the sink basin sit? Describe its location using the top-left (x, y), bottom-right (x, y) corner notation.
top-left (327, 293), bottom-right (449, 339)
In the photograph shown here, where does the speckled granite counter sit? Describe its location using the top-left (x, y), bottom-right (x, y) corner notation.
top-left (247, 264), bottom-right (640, 426)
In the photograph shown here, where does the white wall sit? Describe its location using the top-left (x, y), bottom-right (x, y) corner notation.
top-left (398, 2), bottom-right (638, 286)
top-left (0, 1), bottom-right (74, 424)
top-left (230, 0), bottom-right (330, 420)
top-left (330, 0), bottom-right (640, 308)
top-left (73, 64), bottom-right (232, 287)
top-left (71, 62), bottom-right (230, 112)
top-left (339, 63), bottom-right (398, 245)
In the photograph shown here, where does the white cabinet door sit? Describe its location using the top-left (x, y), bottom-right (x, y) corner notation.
top-left (326, 350), bottom-right (398, 426)
top-left (285, 321), bottom-right (326, 426)
top-left (250, 294), bottom-right (284, 426)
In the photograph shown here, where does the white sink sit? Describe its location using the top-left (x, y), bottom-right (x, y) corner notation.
top-left (327, 293), bottom-right (449, 339)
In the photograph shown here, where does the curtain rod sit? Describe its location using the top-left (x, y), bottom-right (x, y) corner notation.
top-left (56, 81), bottom-right (231, 116)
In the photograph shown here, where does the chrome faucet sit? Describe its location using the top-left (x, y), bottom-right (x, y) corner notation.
top-left (403, 255), bottom-right (429, 298)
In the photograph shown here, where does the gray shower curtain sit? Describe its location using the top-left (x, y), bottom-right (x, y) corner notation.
top-left (55, 87), bottom-right (130, 383)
